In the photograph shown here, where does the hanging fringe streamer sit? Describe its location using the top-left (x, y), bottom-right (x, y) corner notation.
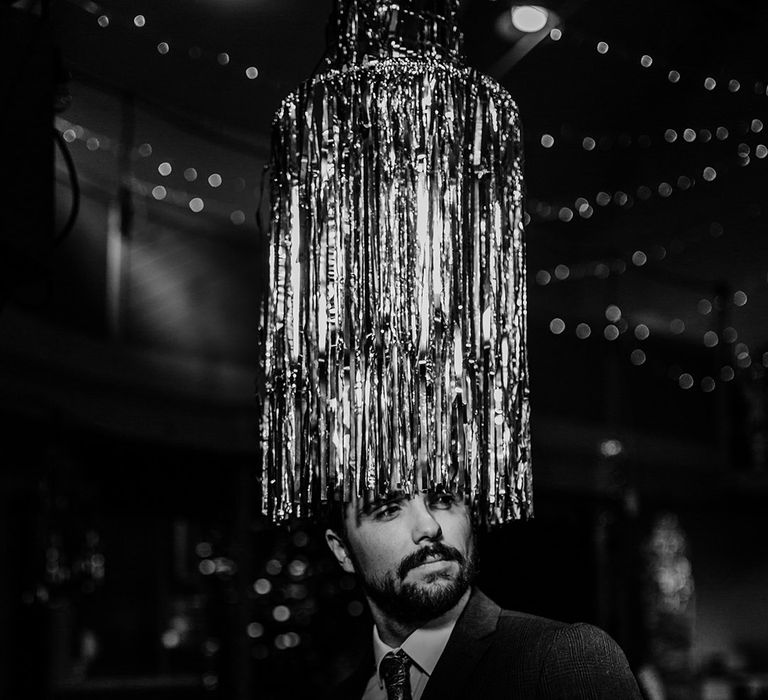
top-left (260, 0), bottom-right (532, 526)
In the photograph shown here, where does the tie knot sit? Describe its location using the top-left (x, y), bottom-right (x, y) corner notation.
top-left (379, 650), bottom-right (413, 700)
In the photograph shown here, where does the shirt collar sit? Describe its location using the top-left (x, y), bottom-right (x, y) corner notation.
top-left (372, 588), bottom-right (472, 685)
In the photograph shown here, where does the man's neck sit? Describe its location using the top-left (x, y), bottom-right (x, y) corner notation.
top-left (368, 587), bottom-right (472, 648)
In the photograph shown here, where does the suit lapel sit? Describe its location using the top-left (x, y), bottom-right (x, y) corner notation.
top-left (420, 588), bottom-right (500, 700)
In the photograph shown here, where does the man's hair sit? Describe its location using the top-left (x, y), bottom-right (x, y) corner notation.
top-left (324, 493), bottom-right (349, 542)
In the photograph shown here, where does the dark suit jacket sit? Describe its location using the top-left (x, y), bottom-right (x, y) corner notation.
top-left (335, 588), bottom-right (643, 699)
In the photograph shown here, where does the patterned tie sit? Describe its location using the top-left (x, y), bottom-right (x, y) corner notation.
top-left (379, 649), bottom-right (413, 700)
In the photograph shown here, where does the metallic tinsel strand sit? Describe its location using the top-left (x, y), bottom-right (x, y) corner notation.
top-left (261, 3), bottom-right (531, 526)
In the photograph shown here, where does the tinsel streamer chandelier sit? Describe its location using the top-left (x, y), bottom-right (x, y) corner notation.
top-left (260, 0), bottom-right (532, 526)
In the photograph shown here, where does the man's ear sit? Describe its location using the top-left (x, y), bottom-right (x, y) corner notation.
top-left (325, 528), bottom-right (356, 574)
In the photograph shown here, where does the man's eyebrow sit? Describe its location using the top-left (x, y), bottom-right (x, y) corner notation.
top-left (360, 491), bottom-right (408, 514)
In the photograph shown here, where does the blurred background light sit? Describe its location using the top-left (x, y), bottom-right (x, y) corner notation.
top-left (600, 439), bottom-right (624, 458)
top-left (510, 5), bottom-right (549, 33)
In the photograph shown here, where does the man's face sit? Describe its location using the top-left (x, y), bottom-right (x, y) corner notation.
top-left (327, 490), bottom-right (476, 625)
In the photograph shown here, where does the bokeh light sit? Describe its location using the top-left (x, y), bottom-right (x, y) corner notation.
top-left (634, 324), bottom-right (650, 341)
top-left (510, 5), bottom-right (549, 33)
top-left (703, 331), bottom-right (718, 348)
top-left (549, 318), bottom-right (565, 335)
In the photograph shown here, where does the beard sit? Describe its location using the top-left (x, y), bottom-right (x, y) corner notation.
top-left (355, 540), bottom-right (477, 625)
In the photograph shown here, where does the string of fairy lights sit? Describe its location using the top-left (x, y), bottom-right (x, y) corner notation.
top-left (65, 0), bottom-right (263, 84)
top-left (543, 298), bottom-right (765, 395)
top-left (536, 121), bottom-right (766, 154)
top-left (547, 26), bottom-right (768, 101)
top-left (56, 106), bottom-right (765, 393)
top-left (55, 116), bottom-right (252, 225)
top-left (525, 27), bottom-right (768, 390)
top-left (56, 6), bottom-right (766, 397)
top-left (529, 132), bottom-right (767, 226)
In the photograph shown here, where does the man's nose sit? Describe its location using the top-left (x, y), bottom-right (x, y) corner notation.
top-left (410, 496), bottom-right (442, 543)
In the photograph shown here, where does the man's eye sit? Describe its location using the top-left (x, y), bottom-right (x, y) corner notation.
top-left (430, 494), bottom-right (456, 509)
top-left (373, 504), bottom-right (401, 519)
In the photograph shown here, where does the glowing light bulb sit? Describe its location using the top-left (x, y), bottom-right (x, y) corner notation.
top-left (510, 6), bottom-right (549, 32)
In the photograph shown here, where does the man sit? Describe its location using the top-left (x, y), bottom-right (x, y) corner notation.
top-left (325, 489), bottom-right (643, 699)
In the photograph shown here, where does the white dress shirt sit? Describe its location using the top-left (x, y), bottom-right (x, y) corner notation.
top-left (361, 589), bottom-right (471, 700)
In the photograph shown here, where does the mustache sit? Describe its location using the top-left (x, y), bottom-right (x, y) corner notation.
top-left (397, 542), bottom-right (465, 580)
